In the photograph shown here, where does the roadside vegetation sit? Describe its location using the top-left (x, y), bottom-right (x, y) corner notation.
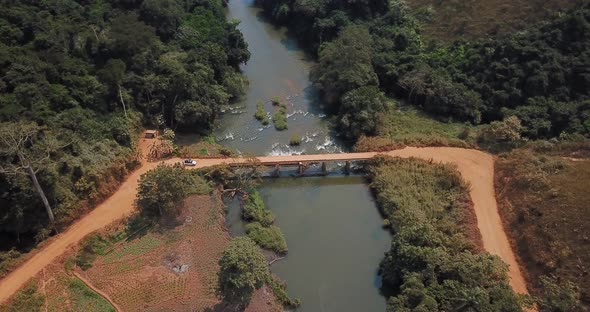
top-left (496, 144), bottom-right (589, 311)
top-left (367, 156), bottom-right (524, 311)
top-left (0, 0), bottom-right (250, 274)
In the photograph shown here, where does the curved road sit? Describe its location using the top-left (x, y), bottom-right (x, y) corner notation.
top-left (0, 146), bottom-right (528, 305)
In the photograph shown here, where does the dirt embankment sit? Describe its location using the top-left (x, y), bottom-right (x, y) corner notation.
top-left (0, 146), bottom-right (528, 306)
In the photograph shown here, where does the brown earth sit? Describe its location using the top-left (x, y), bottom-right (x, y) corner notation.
top-left (80, 195), bottom-right (229, 312)
top-left (0, 146), bottom-right (529, 306)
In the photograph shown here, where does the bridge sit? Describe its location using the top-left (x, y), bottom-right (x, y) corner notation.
top-left (0, 147), bottom-right (529, 305)
top-left (208, 152), bottom-right (379, 175)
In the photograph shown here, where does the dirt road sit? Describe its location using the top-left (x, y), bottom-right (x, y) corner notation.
top-left (0, 146), bottom-right (528, 305)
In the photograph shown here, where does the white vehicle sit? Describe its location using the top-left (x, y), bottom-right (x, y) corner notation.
top-left (183, 159), bottom-right (197, 166)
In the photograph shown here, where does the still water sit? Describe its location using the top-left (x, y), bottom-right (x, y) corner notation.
top-left (219, 0), bottom-right (390, 310)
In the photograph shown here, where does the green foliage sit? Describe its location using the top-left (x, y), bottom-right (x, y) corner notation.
top-left (312, 25), bottom-right (378, 109)
top-left (246, 222), bottom-right (288, 254)
top-left (536, 276), bottom-right (584, 312)
top-left (271, 96), bottom-right (281, 106)
top-left (266, 275), bottom-right (301, 308)
top-left (257, 0), bottom-right (590, 140)
top-left (367, 157), bottom-right (523, 311)
top-left (68, 279), bottom-right (116, 312)
top-left (479, 116), bottom-right (524, 143)
top-left (137, 164), bottom-right (211, 218)
top-left (218, 237), bottom-right (269, 305)
top-left (289, 135), bottom-right (302, 146)
top-left (337, 86), bottom-right (390, 140)
top-left (0, 250), bottom-right (21, 278)
top-left (254, 101), bottom-right (269, 125)
top-left (0, 0), bottom-right (249, 266)
top-left (75, 234), bottom-right (116, 271)
top-left (272, 106), bottom-right (288, 131)
top-left (7, 283), bottom-right (44, 312)
top-left (242, 191), bottom-right (275, 226)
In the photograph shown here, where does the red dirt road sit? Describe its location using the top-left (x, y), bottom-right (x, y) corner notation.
top-left (0, 146), bottom-right (528, 305)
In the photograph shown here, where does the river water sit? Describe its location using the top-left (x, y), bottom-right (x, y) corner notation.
top-left (220, 0), bottom-right (390, 311)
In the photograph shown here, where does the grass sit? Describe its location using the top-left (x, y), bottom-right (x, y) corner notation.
top-left (496, 148), bottom-right (590, 309)
top-left (246, 222), bottom-right (288, 254)
top-left (68, 279), bottom-right (116, 312)
top-left (1, 282), bottom-right (44, 312)
top-left (407, 0), bottom-right (574, 43)
top-left (355, 107), bottom-right (475, 151)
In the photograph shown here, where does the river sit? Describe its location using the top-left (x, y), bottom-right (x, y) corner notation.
top-left (219, 0), bottom-right (390, 311)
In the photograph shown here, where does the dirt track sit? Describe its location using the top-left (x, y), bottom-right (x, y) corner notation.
top-left (0, 146), bottom-right (528, 305)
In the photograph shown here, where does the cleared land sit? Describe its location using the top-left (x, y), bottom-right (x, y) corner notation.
top-left (81, 195), bottom-right (229, 312)
top-left (0, 146), bottom-right (528, 306)
top-left (496, 149), bottom-right (590, 308)
top-left (407, 0), bottom-right (575, 42)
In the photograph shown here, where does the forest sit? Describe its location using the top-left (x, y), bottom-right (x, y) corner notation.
top-left (256, 0), bottom-right (590, 141)
top-left (0, 0), bottom-right (249, 265)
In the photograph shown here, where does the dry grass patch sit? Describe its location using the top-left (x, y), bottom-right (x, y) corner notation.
top-left (81, 194), bottom-right (230, 312)
top-left (496, 148), bottom-right (590, 309)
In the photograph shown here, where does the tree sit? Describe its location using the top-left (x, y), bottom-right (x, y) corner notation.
top-left (218, 237), bottom-right (269, 305)
top-left (99, 59), bottom-right (128, 117)
top-left (136, 164), bottom-right (210, 218)
top-left (312, 25), bottom-right (378, 108)
top-left (338, 86), bottom-right (391, 140)
top-left (0, 121), bottom-right (58, 227)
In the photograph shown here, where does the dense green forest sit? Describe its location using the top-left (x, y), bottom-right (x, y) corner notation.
top-left (0, 0), bottom-right (249, 262)
top-left (256, 0), bottom-right (590, 141)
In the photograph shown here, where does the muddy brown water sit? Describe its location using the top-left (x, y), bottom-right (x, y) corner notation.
top-left (218, 0), bottom-right (391, 310)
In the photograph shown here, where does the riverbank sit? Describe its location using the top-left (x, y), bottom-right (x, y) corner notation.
top-left (0, 147), bottom-right (529, 306)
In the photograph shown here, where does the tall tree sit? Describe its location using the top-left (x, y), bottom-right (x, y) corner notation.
top-left (0, 121), bottom-right (57, 226)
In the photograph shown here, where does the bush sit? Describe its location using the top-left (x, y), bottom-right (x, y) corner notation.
top-left (246, 222), bottom-right (288, 254)
top-left (254, 101), bottom-right (270, 125)
top-left (289, 135), bottom-right (301, 146)
top-left (273, 107), bottom-right (288, 131)
top-left (75, 234), bottom-right (112, 270)
top-left (242, 191), bottom-right (275, 226)
top-left (271, 96), bottom-right (281, 106)
top-left (218, 237), bottom-right (269, 305)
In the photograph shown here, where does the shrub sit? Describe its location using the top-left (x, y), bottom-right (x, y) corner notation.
top-left (271, 96), bottom-right (281, 106)
top-left (289, 135), bottom-right (301, 146)
top-left (218, 237), bottom-right (269, 305)
top-left (242, 191), bottom-right (275, 226)
top-left (254, 101), bottom-right (270, 125)
top-left (246, 222), bottom-right (288, 254)
top-left (273, 108), bottom-right (287, 131)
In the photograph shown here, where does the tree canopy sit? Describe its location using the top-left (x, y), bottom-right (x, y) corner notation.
top-left (0, 0), bottom-right (249, 252)
top-left (218, 237), bottom-right (269, 306)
